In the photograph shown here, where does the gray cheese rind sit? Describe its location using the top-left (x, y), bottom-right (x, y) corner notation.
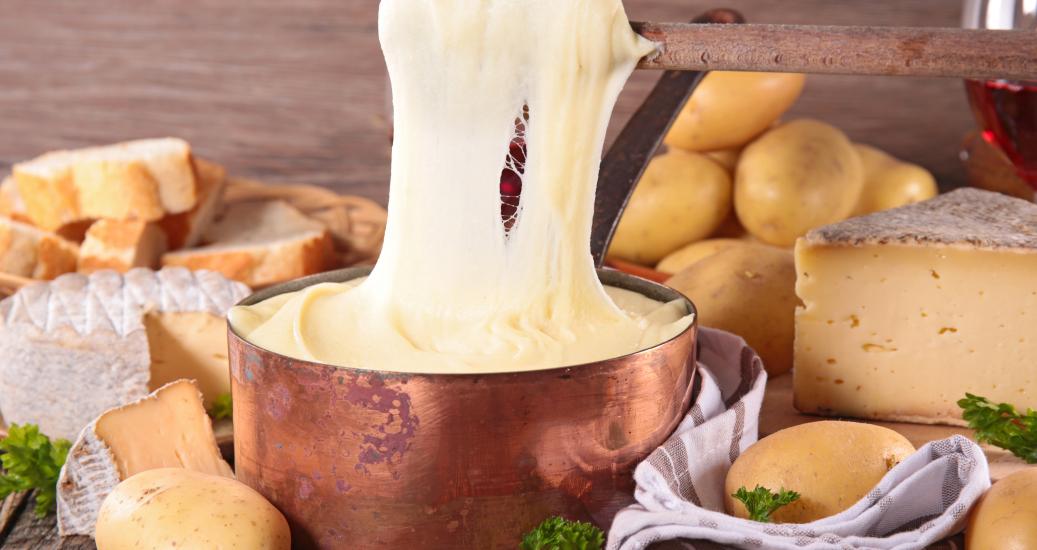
top-left (805, 188), bottom-right (1037, 250)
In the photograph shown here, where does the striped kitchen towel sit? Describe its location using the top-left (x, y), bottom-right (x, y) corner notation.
top-left (608, 328), bottom-right (991, 550)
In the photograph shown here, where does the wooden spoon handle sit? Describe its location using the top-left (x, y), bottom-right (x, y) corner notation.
top-left (635, 23), bottom-right (1037, 81)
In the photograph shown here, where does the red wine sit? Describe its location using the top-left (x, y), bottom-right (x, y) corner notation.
top-left (965, 79), bottom-right (1037, 188)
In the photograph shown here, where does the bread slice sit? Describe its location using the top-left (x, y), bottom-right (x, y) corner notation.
top-left (0, 177), bottom-right (31, 224)
top-left (158, 158), bottom-right (227, 250)
top-left (78, 219), bottom-right (168, 274)
top-left (13, 138), bottom-right (197, 231)
top-left (162, 200), bottom-right (333, 287)
top-left (0, 216), bottom-right (79, 279)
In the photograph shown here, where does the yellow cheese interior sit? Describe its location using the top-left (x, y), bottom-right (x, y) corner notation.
top-left (229, 0), bottom-right (694, 373)
top-left (145, 312), bottom-right (230, 407)
top-left (94, 380), bottom-right (233, 480)
top-left (795, 241), bottom-right (1037, 424)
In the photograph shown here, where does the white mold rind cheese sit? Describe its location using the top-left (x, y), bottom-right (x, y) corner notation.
top-left (57, 379), bottom-right (234, 537)
top-left (0, 268), bottom-right (249, 441)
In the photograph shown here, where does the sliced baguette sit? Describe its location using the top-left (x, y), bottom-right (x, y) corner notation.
top-left (14, 138), bottom-right (197, 231)
top-left (0, 216), bottom-right (79, 279)
top-left (158, 158), bottom-right (227, 250)
top-left (0, 177), bottom-right (31, 224)
top-left (78, 219), bottom-right (168, 274)
top-left (161, 200), bottom-right (333, 287)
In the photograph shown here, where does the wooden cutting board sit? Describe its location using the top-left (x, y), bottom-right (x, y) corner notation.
top-left (760, 373), bottom-right (1029, 482)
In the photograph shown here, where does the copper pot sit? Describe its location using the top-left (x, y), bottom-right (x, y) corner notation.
top-left (230, 267), bottom-right (698, 549)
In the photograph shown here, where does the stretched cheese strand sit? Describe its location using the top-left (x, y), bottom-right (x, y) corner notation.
top-left (230, 0), bottom-right (694, 373)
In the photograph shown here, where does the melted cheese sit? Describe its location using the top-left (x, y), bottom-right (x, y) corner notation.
top-left (231, 0), bottom-right (693, 373)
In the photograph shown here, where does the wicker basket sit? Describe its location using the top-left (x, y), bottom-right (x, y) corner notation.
top-left (0, 179), bottom-right (387, 297)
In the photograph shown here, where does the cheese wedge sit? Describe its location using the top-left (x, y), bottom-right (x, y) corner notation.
top-left (0, 268), bottom-right (249, 440)
top-left (794, 189), bottom-right (1037, 425)
top-left (57, 379), bottom-right (233, 537)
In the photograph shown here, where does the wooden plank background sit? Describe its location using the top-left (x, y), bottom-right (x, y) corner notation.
top-left (0, 1), bottom-right (974, 205)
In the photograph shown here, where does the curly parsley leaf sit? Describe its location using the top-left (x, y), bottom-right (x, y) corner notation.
top-left (959, 393), bottom-right (1037, 464)
top-left (0, 424), bottom-right (72, 517)
top-left (208, 392), bottom-right (233, 421)
top-left (520, 516), bottom-right (605, 550)
top-left (733, 485), bottom-right (800, 523)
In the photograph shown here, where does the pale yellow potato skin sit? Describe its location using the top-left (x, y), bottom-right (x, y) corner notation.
top-left (609, 150), bottom-right (732, 265)
top-left (704, 147), bottom-right (742, 173)
top-left (664, 72), bottom-right (806, 152)
top-left (966, 468), bottom-right (1037, 550)
top-left (96, 468), bottom-right (291, 550)
top-left (656, 238), bottom-right (747, 274)
top-left (666, 244), bottom-right (797, 376)
top-left (735, 119), bottom-right (864, 247)
top-left (852, 143), bottom-right (938, 216)
top-left (724, 421), bottom-right (915, 523)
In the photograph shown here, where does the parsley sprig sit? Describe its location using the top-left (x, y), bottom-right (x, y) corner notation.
top-left (521, 516), bottom-right (605, 550)
top-left (208, 392), bottom-right (233, 421)
top-left (0, 424), bottom-right (71, 517)
top-left (733, 485), bottom-right (800, 523)
top-left (959, 393), bottom-right (1037, 463)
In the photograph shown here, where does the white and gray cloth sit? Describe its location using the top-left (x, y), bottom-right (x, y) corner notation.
top-left (608, 328), bottom-right (992, 550)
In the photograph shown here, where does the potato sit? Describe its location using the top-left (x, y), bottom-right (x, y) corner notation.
top-left (967, 468), bottom-right (1037, 550)
top-left (704, 147), bottom-right (742, 173)
top-left (853, 143), bottom-right (938, 215)
top-left (665, 72), bottom-right (806, 152)
top-left (735, 119), bottom-right (864, 247)
top-left (710, 212), bottom-right (748, 239)
top-left (725, 421), bottom-right (915, 523)
top-left (656, 238), bottom-right (746, 274)
top-left (666, 243), bottom-right (797, 376)
top-left (609, 150), bottom-right (732, 265)
top-left (96, 468), bottom-right (290, 550)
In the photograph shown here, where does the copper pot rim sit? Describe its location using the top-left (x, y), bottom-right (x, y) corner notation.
top-left (229, 266), bottom-right (699, 380)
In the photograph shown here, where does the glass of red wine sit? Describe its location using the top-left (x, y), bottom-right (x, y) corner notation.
top-left (963, 0), bottom-right (1037, 196)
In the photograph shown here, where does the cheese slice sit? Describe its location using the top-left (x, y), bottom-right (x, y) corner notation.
top-left (794, 188), bottom-right (1037, 425)
top-left (0, 268), bottom-right (249, 440)
top-left (57, 379), bottom-right (233, 537)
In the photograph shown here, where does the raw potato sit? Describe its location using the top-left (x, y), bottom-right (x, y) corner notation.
top-left (853, 144), bottom-right (938, 215)
top-left (666, 244), bottom-right (797, 376)
top-left (96, 468), bottom-right (290, 550)
top-left (725, 421), bottom-right (915, 523)
top-left (704, 147), bottom-right (742, 173)
top-left (711, 212), bottom-right (748, 239)
top-left (735, 119), bottom-right (865, 247)
top-left (656, 238), bottom-right (746, 274)
top-left (664, 72), bottom-right (806, 152)
top-left (609, 150), bottom-right (732, 265)
top-left (966, 468), bottom-right (1037, 550)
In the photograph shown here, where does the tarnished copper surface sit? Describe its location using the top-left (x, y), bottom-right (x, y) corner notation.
top-left (230, 267), bottom-right (698, 549)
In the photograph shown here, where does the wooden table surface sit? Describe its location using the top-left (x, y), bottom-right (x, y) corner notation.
top-left (0, 1), bottom-right (981, 547)
top-left (0, 0), bottom-right (973, 204)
